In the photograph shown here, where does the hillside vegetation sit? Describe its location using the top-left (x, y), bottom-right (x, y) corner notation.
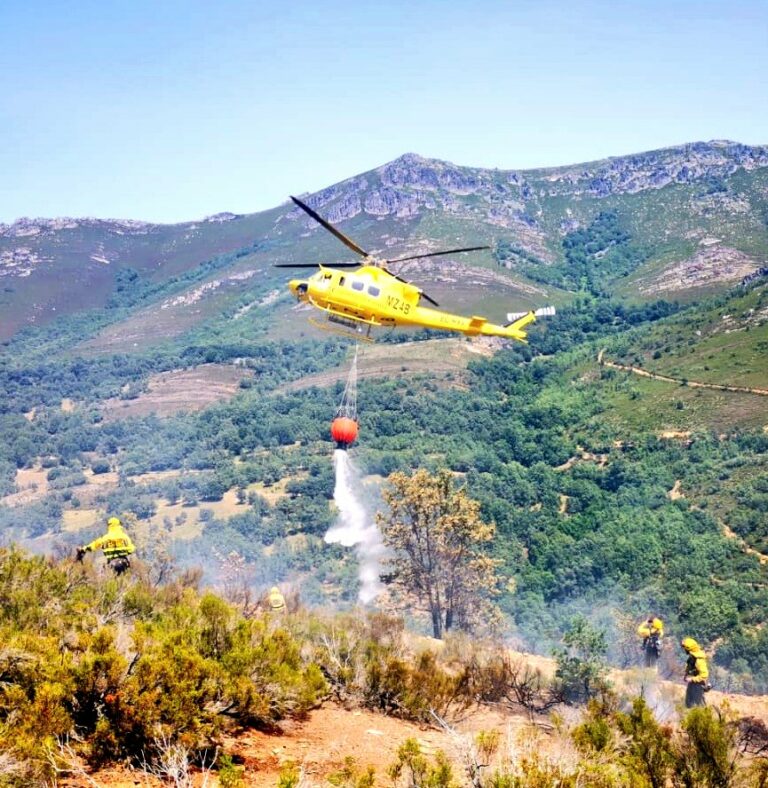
top-left (1, 547), bottom-right (768, 787)
top-left (1, 279), bottom-right (767, 694)
top-left (1, 144), bottom-right (768, 785)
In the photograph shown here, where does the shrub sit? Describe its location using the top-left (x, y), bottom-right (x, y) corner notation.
top-left (327, 756), bottom-right (376, 788)
top-left (615, 697), bottom-right (674, 788)
top-left (674, 706), bottom-right (739, 788)
top-left (553, 616), bottom-right (610, 704)
top-left (218, 753), bottom-right (246, 788)
top-left (388, 739), bottom-right (455, 788)
top-left (364, 648), bottom-right (471, 723)
top-left (0, 548), bottom-right (328, 775)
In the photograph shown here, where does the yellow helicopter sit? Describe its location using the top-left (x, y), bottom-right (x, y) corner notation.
top-left (277, 196), bottom-right (554, 342)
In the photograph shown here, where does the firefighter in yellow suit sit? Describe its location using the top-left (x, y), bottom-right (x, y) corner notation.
top-left (681, 637), bottom-right (710, 708)
top-left (637, 617), bottom-right (664, 668)
top-left (77, 517), bottom-right (136, 575)
top-left (268, 586), bottom-right (286, 612)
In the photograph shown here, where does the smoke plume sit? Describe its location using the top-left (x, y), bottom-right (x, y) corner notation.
top-left (325, 449), bottom-right (384, 604)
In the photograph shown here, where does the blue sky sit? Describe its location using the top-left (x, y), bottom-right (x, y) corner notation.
top-left (1, 0), bottom-right (765, 223)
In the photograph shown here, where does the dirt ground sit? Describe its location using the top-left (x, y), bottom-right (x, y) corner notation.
top-left (64, 702), bottom-right (533, 787)
top-left (100, 364), bottom-right (250, 420)
top-left (65, 654), bottom-right (768, 787)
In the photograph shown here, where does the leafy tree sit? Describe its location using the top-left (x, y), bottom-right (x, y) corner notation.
top-left (377, 469), bottom-right (501, 639)
top-left (553, 616), bottom-right (610, 703)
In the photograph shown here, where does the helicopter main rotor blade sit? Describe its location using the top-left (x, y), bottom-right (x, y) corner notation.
top-left (290, 196), bottom-right (369, 258)
top-left (418, 291), bottom-right (440, 308)
top-left (386, 245), bottom-right (491, 263)
top-left (273, 262), bottom-right (361, 268)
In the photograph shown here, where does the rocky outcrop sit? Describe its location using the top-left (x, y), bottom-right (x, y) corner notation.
top-left (160, 269), bottom-right (260, 309)
top-left (281, 141), bottom-right (768, 266)
top-left (555, 140), bottom-right (768, 198)
top-left (204, 212), bottom-right (241, 223)
top-left (638, 244), bottom-right (761, 294)
top-left (0, 247), bottom-right (48, 277)
top-left (0, 217), bottom-right (152, 238)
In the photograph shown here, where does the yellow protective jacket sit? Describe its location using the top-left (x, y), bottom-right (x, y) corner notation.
top-left (269, 587), bottom-right (286, 611)
top-left (637, 618), bottom-right (664, 639)
top-left (684, 648), bottom-right (709, 683)
top-left (85, 522), bottom-right (135, 560)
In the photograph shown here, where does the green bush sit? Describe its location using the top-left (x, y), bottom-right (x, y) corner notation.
top-left (0, 548), bottom-right (327, 777)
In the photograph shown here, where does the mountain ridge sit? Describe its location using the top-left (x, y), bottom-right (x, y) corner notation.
top-left (2, 139), bottom-right (768, 341)
top-left (3, 139), bottom-right (766, 230)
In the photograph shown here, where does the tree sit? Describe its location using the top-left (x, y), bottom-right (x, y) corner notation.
top-left (376, 469), bottom-right (501, 639)
top-left (554, 616), bottom-right (610, 703)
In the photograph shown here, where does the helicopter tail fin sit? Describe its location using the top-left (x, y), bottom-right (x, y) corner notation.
top-left (504, 311), bottom-right (536, 333)
top-left (503, 306), bottom-right (556, 341)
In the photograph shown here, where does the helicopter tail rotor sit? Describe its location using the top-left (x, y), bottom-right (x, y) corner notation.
top-left (506, 306), bottom-right (557, 323)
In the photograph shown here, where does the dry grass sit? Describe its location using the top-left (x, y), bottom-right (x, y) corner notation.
top-left (247, 476), bottom-right (298, 505)
top-left (82, 469), bottom-right (119, 486)
top-left (148, 489), bottom-right (253, 540)
top-left (100, 364), bottom-right (250, 420)
top-left (276, 337), bottom-right (483, 396)
top-left (131, 469), bottom-right (204, 484)
top-left (62, 509), bottom-right (101, 533)
top-left (0, 466), bottom-right (49, 508)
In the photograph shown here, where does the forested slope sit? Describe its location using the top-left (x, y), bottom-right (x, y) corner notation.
top-left (1, 277), bottom-right (767, 691)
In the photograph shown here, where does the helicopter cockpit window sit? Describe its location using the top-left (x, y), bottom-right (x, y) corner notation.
top-left (339, 276), bottom-right (346, 286)
top-left (351, 281), bottom-right (364, 291)
top-left (323, 272), bottom-right (332, 280)
top-left (368, 285), bottom-right (380, 297)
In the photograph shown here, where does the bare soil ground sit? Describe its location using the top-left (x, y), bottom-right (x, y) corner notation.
top-left (64, 702), bottom-right (538, 787)
top-left (100, 364), bottom-right (250, 420)
top-left (68, 649), bottom-right (768, 787)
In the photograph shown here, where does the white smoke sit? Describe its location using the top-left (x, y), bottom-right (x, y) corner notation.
top-left (326, 449), bottom-right (384, 605)
top-left (637, 672), bottom-right (678, 724)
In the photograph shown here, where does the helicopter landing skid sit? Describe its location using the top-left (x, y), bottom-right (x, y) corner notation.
top-left (309, 314), bottom-right (375, 342)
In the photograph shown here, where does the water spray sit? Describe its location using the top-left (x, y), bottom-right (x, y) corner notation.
top-left (325, 347), bottom-right (384, 604)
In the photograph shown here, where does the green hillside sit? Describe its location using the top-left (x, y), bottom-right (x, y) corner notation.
top-left (1, 143), bottom-right (768, 704)
top-left (1, 275), bottom-right (767, 691)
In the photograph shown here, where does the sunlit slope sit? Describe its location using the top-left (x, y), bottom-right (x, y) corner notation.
top-left (79, 210), bottom-right (561, 353)
top-left (568, 282), bottom-right (767, 435)
top-left (0, 209), bottom-right (290, 339)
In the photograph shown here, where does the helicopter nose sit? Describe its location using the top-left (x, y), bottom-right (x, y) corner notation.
top-left (289, 280), bottom-right (308, 300)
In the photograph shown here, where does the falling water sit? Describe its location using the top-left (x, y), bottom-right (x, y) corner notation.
top-left (325, 449), bottom-right (384, 604)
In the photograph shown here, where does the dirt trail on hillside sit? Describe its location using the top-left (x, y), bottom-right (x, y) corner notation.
top-left (721, 522), bottom-right (768, 565)
top-left (597, 349), bottom-right (768, 396)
